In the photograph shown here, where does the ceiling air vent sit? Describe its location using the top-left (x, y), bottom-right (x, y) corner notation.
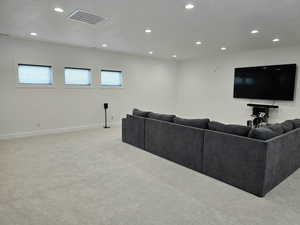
top-left (68, 9), bottom-right (105, 25)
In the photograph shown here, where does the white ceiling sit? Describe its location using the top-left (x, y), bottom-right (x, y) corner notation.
top-left (1, 0), bottom-right (300, 60)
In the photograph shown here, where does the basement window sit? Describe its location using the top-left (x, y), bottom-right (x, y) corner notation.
top-left (100, 70), bottom-right (123, 87)
top-left (65, 67), bottom-right (91, 86)
top-left (18, 64), bottom-right (53, 85)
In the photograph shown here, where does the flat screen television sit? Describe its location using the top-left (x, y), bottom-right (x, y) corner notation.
top-left (234, 64), bottom-right (297, 101)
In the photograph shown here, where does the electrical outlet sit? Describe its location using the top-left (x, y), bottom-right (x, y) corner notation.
top-left (111, 116), bottom-right (114, 121)
top-left (36, 123), bottom-right (41, 128)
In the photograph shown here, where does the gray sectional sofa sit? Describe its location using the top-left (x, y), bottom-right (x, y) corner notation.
top-left (122, 109), bottom-right (300, 197)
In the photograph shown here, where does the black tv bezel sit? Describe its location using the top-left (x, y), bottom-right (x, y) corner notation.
top-left (233, 63), bottom-right (297, 101)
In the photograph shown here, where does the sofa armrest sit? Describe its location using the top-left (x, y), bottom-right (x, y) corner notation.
top-left (263, 128), bottom-right (300, 195)
top-left (122, 118), bottom-right (126, 142)
top-left (203, 130), bottom-right (268, 196)
top-left (122, 115), bottom-right (145, 149)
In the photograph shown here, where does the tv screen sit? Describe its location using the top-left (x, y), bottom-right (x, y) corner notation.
top-left (234, 64), bottom-right (297, 101)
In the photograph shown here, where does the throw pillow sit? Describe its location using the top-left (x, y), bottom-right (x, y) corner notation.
top-left (132, 108), bottom-right (151, 117)
top-left (148, 112), bottom-right (175, 122)
top-left (174, 117), bottom-right (210, 129)
top-left (208, 121), bottom-right (251, 137)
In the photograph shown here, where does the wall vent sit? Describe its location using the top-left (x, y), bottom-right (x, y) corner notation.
top-left (68, 9), bottom-right (104, 25)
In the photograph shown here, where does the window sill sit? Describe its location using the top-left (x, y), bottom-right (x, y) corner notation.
top-left (16, 84), bottom-right (56, 89)
top-left (64, 85), bottom-right (93, 89)
top-left (98, 85), bottom-right (124, 89)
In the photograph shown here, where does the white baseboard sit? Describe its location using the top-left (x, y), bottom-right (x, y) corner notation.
top-left (0, 122), bottom-right (121, 140)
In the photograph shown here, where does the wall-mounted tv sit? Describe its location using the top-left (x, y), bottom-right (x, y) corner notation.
top-left (234, 64), bottom-right (297, 101)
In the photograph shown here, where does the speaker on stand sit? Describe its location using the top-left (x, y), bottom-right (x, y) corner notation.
top-left (104, 103), bottom-right (110, 128)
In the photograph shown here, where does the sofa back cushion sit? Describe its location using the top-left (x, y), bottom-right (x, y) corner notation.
top-left (249, 119), bottom-right (299, 140)
top-left (148, 112), bottom-right (175, 122)
top-left (292, 119), bottom-right (300, 129)
top-left (281, 120), bottom-right (294, 132)
top-left (208, 121), bottom-right (251, 137)
top-left (174, 117), bottom-right (209, 129)
top-left (267, 123), bottom-right (285, 135)
top-left (133, 108), bottom-right (151, 117)
top-left (248, 127), bottom-right (278, 140)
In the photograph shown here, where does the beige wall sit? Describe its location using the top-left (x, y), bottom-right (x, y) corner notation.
top-left (175, 46), bottom-right (300, 125)
top-left (0, 37), bottom-right (178, 138)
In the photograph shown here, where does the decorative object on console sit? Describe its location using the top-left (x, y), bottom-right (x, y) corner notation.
top-left (247, 120), bottom-right (253, 127)
top-left (252, 113), bottom-right (267, 127)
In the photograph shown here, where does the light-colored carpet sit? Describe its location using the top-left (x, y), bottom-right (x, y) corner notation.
top-left (0, 127), bottom-right (300, 225)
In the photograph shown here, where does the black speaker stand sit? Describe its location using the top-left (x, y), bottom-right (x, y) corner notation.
top-left (104, 108), bottom-right (110, 129)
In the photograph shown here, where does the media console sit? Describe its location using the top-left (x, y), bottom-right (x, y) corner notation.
top-left (247, 103), bottom-right (279, 126)
top-left (247, 103), bottom-right (279, 108)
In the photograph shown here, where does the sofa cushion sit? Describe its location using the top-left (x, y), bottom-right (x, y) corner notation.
top-left (267, 123), bottom-right (285, 135)
top-left (148, 112), bottom-right (175, 122)
top-left (248, 127), bottom-right (278, 140)
top-left (281, 120), bottom-right (294, 133)
top-left (174, 117), bottom-right (210, 129)
top-left (208, 121), bottom-right (251, 137)
top-left (133, 108), bottom-right (151, 117)
top-left (292, 119), bottom-right (300, 129)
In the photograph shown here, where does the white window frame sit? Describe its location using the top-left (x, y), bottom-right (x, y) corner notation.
top-left (100, 70), bottom-right (123, 88)
top-left (17, 64), bottom-right (53, 87)
top-left (64, 67), bottom-right (92, 86)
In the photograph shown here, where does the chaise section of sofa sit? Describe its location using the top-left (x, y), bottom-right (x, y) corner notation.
top-left (145, 118), bottom-right (204, 172)
top-left (263, 128), bottom-right (300, 195)
top-left (203, 130), bottom-right (267, 196)
top-left (122, 115), bottom-right (146, 149)
top-left (203, 128), bottom-right (300, 197)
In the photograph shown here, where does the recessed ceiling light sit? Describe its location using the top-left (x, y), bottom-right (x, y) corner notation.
top-left (172, 55), bottom-right (177, 58)
top-left (30, 32), bottom-right (37, 36)
top-left (145, 29), bottom-right (152, 33)
top-left (102, 43), bottom-right (108, 47)
top-left (54, 7), bottom-right (64, 13)
top-left (185, 3), bottom-right (195, 9)
top-left (272, 38), bottom-right (280, 42)
top-left (221, 47), bottom-right (227, 51)
top-left (196, 41), bottom-right (202, 45)
top-left (148, 51), bottom-right (153, 55)
top-left (251, 30), bottom-right (259, 34)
